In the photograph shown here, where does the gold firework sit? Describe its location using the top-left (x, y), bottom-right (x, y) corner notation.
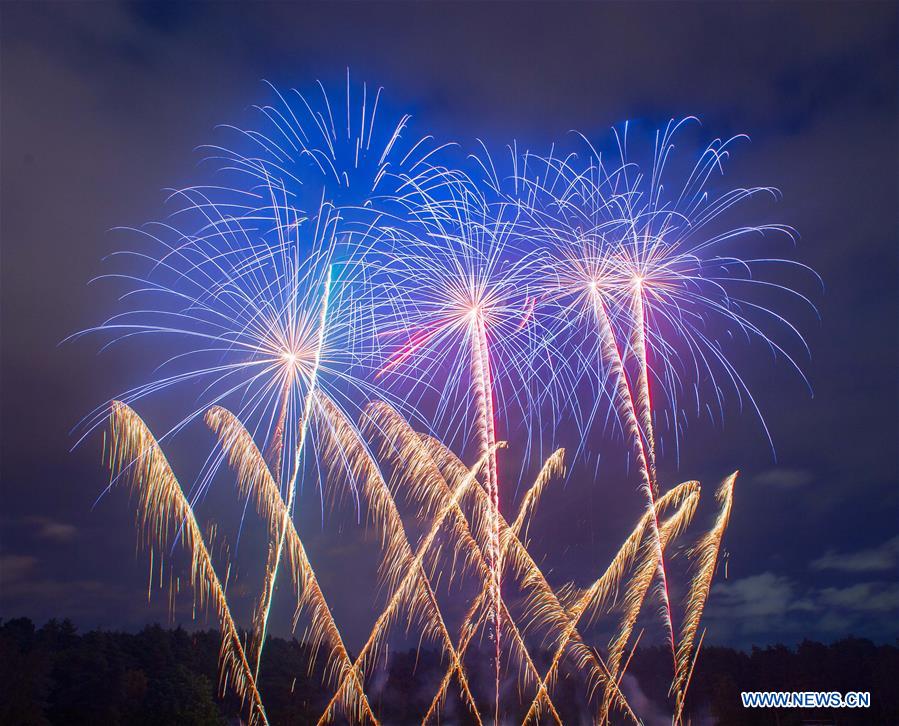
top-left (106, 400), bottom-right (737, 725)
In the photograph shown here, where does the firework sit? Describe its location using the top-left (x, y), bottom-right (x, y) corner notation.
top-left (413, 429), bottom-right (638, 724)
top-left (206, 405), bottom-right (379, 723)
top-left (209, 71), bottom-right (460, 225)
top-left (479, 121), bottom-right (816, 677)
top-left (369, 178), bottom-right (542, 720)
top-left (77, 77), bottom-right (470, 685)
top-left (597, 487), bottom-right (700, 724)
top-left (83, 82), bottom-right (813, 723)
top-left (520, 480), bottom-right (700, 724)
top-left (107, 402), bottom-right (268, 725)
top-left (314, 396), bottom-right (483, 724)
top-left (673, 471), bottom-right (737, 723)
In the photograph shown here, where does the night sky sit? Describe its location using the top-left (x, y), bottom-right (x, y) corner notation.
top-left (1, 1), bottom-right (897, 654)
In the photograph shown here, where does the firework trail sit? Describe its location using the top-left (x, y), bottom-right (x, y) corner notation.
top-left (250, 264), bottom-right (331, 680)
top-left (421, 446), bottom-right (565, 723)
top-left (673, 472), bottom-right (737, 722)
top-left (314, 395), bottom-right (482, 724)
top-left (413, 430), bottom-right (638, 724)
top-left (588, 277), bottom-right (677, 660)
top-left (471, 299), bottom-right (503, 721)
top-left (414, 435), bottom-right (568, 726)
top-left (316, 400), bottom-right (500, 725)
top-left (420, 452), bottom-right (577, 725)
top-left (370, 180), bottom-right (541, 721)
top-left (107, 402), bottom-right (267, 725)
top-left (360, 402), bottom-right (574, 722)
top-left (206, 404), bottom-right (379, 723)
top-left (597, 485), bottom-right (701, 725)
top-left (520, 480), bottom-right (699, 725)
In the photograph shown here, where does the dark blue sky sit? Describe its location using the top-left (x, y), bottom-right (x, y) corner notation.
top-left (1, 1), bottom-right (897, 652)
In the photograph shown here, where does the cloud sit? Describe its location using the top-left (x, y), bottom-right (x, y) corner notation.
top-left (0, 551), bottom-right (133, 623)
top-left (709, 572), bottom-right (815, 623)
top-left (811, 536), bottom-right (899, 573)
top-left (26, 516), bottom-right (78, 542)
top-left (705, 570), bottom-right (899, 645)
top-left (751, 468), bottom-right (814, 489)
top-left (818, 582), bottom-right (899, 613)
top-left (0, 553), bottom-right (38, 582)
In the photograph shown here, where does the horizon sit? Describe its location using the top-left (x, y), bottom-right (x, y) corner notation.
top-left (1, 2), bottom-right (897, 723)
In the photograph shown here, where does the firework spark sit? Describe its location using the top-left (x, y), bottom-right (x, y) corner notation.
top-left (521, 480), bottom-right (700, 724)
top-left (83, 85), bottom-right (813, 724)
top-left (107, 402), bottom-right (268, 725)
top-left (673, 471), bottom-right (737, 723)
top-left (414, 430), bottom-right (639, 724)
top-left (369, 180), bottom-right (542, 720)
top-left (209, 71), bottom-right (460, 224)
top-left (206, 405), bottom-right (379, 723)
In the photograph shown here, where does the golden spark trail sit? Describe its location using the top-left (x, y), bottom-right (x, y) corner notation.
top-left (423, 449), bottom-right (568, 725)
top-left (673, 472), bottom-right (737, 723)
top-left (251, 266), bottom-right (333, 680)
top-left (313, 396), bottom-right (481, 723)
top-left (415, 434), bottom-right (637, 725)
top-left (206, 406), bottom-right (378, 724)
top-left (509, 448), bottom-right (566, 544)
top-left (591, 286), bottom-right (676, 660)
top-left (107, 402), bottom-right (268, 725)
top-left (599, 482), bottom-right (699, 725)
top-left (471, 310), bottom-right (503, 723)
top-left (677, 629), bottom-right (706, 726)
top-left (416, 435), bottom-right (567, 726)
top-left (359, 403), bottom-right (572, 724)
top-left (520, 481), bottom-right (699, 725)
top-left (315, 435), bottom-right (497, 726)
top-left (266, 375), bottom-right (293, 484)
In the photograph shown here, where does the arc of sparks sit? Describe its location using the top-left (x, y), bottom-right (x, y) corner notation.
top-left (598, 481), bottom-right (701, 724)
top-left (206, 405), bottom-right (379, 724)
top-left (423, 447), bottom-right (567, 725)
top-left (357, 401), bottom-right (572, 723)
top-left (107, 402), bottom-right (268, 725)
top-left (590, 283), bottom-right (677, 660)
top-left (314, 413), bottom-right (500, 726)
top-left (411, 434), bottom-right (568, 726)
top-left (251, 265), bottom-right (333, 680)
top-left (418, 433), bottom-right (639, 725)
top-left (313, 395), bottom-right (482, 723)
top-left (520, 481), bottom-right (700, 725)
top-left (673, 472), bottom-right (737, 723)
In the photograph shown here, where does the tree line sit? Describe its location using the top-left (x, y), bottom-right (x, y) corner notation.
top-left (1, 618), bottom-right (896, 724)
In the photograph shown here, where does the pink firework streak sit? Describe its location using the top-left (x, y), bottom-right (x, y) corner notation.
top-left (486, 118), bottom-right (817, 668)
top-left (471, 311), bottom-right (502, 722)
top-left (368, 182), bottom-right (541, 722)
